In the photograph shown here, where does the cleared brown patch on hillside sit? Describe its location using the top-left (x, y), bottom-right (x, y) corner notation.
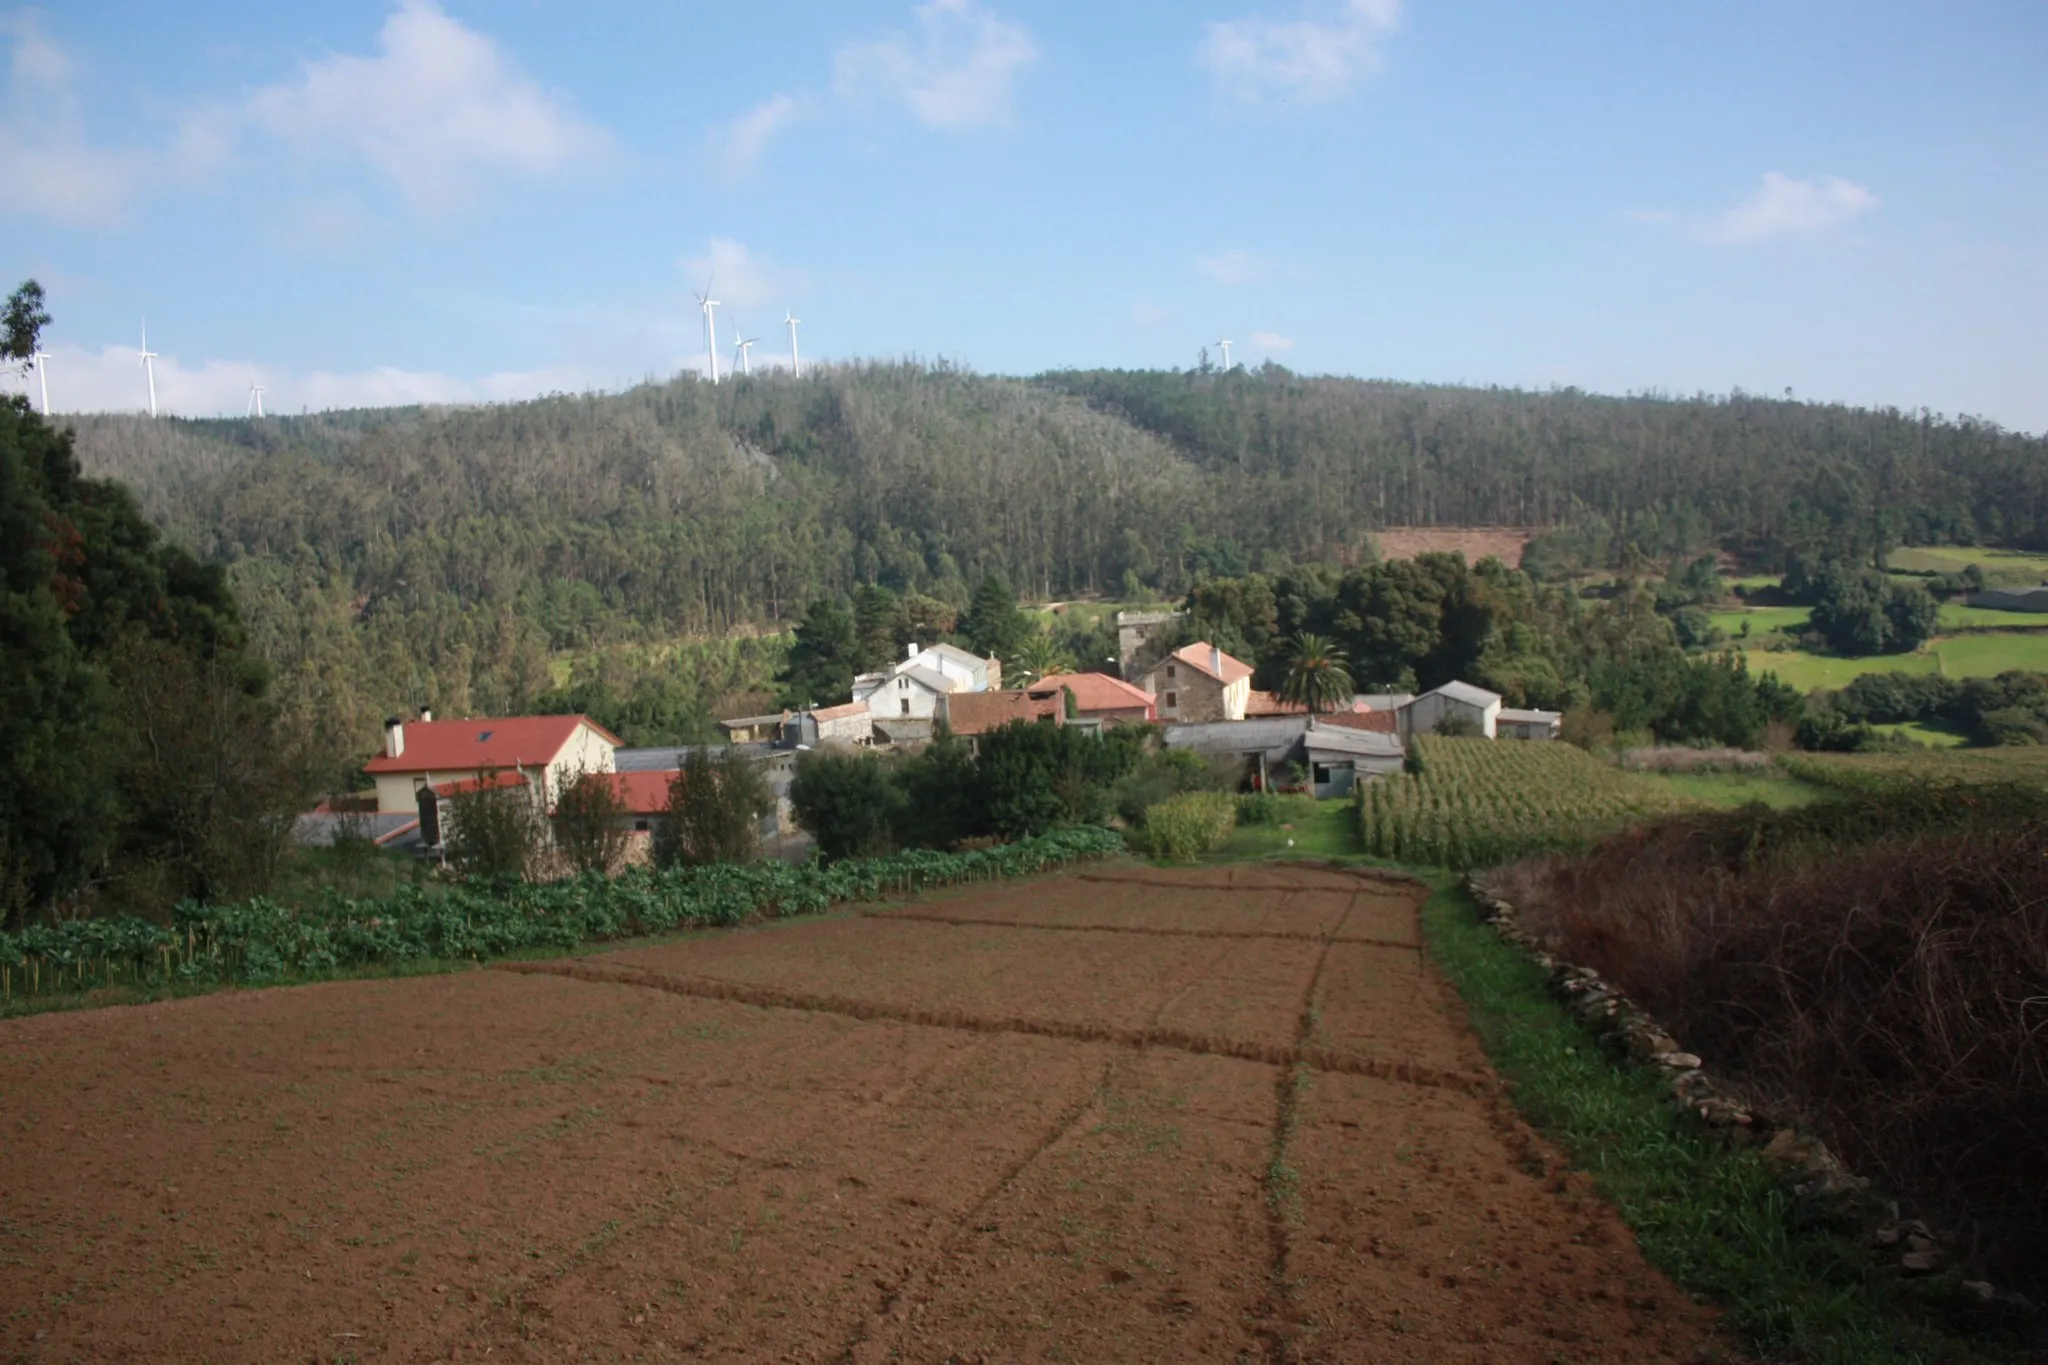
top-left (1374, 526), bottom-right (1536, 567)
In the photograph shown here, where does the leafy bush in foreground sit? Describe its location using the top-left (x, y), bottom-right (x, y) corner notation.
top-left (0, 828), bottom-right (1123, 1004)
top-left (1127, 791), bottom-right (1237, 861)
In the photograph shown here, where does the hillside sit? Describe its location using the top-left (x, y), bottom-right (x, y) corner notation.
top-left (58, 363), bottom-right (2048, 754)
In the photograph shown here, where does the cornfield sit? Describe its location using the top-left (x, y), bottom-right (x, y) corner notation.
top-left (0, 827), bottom-right (1123, 1007)
top-left (1780, 748), bottom-right (2048, 793)
top-left (1358, 737), bottom-right (1697, 869)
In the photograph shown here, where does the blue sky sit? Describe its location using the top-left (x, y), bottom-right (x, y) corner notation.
top-left (5, 1), bottom-right (2045, 431)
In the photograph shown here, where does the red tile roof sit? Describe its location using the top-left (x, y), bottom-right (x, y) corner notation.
top-left (941, 689), bottom-right (1064, 736)
top-left (1317, 709), bottom-right (1398, 734)
top-left (1030, 672), bottom-right (1156, 717)
top-left (1245, 689), bottom-right (1307, 717)
top-left (364, 715), bottom-right (621, 774)
top-left (1166, 642), bottom-right (1254, 686)
top-left (429, 770), bottom-right (532, 797)
top-left (598, 771), bottom-right (675, 815)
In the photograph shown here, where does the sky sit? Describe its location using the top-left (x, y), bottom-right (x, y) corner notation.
top-left (4, 0), bottom-right (2046, 431)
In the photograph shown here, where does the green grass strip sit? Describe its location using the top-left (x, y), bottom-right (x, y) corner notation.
top-left (1419, 875), bottom-right (2022, 1365)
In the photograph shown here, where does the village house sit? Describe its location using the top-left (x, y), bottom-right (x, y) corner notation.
top-left (1496, 707), bottom-right (1564, 741)
top-left (1029, 672), bottom-right (1156, 724)
top-left (939, 688), bottom-right (1065, 752)
top-left (1115, 608), bottom-right (1183, 677)
top-left (781, 701), bottom-right (875, 749)
top-left (1162, 714), bottom-right (1403, 796)
top-left (852, 643), bottom-right (1002, 725)
top-left (364, 712), bottom-right (621, 815)
top-left (1141, 642), bottom-right (1254, 723)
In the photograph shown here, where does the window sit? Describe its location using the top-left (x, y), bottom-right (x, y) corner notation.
top-left (634, 819), bottom-right (649, 832)
top-left (1165, 691), bottom-right (1177, 709)
top-left (899, 677), bottom-right (908, 690)
top-left (901, 699), bottom-right (911, 716)
top-left (1166, 664), bottom-right (1176, 679)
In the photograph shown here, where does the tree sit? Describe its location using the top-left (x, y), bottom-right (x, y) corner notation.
top-left (1008, 633), bottom-right (1074, 685)
top-left (656, 747), bottom-right (771, 866)
top-left (1279, 632), bottom-right (1353, 713)
top-left (443, 773), bottom-right (543, 880)
top-left (776, 599), bottom-right (860, 707)
top-left (788, 751), bottom-right (900, 860)
top-left (1809, 568), bottom-right (1939, 657)
top-left (3, 280), bottom-right (50, 368)
top-left (851, 583), bottom-right (901, 674)
top-left (551, 767), bottom-right (628, 875)
top-left (959, 574), bottom-right (1030, 664)
top-left (892, 728), bottom-right (987, 849)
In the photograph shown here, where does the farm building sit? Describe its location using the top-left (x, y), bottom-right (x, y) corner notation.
top-left (1029, 672), bottom-right (1156, 724)
top-left (1397, 682), bottom-right (1503, 740)
top-left (1115, 608), bottom-right (1184, 676)
top-left (1142, 643), bottom-right (1254, 723)
top-left (940, 689), bottom-right (1065, 752)
top-left (719, 712), bottom-right (786, 744)
top-left (1162, 714), bottom-right (1402, 795)
top-left (781, 702), bottom-right (875, 749)
top-left (363, 713), bottom-right (621, 815)
top-left (1968, 585), bottom-right (2048, 612)
top-left (1497, 707), bottom-right (1563, 741)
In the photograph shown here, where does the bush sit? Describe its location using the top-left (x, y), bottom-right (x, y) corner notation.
top-left (551, 767), bottom-right (628, 875)
top-left (1127, 791), bottom-right (1237, 861)
top-left (656, 747), bottom-right (773, 867)
top-left (443, 774), bottom-right (543, 880)
top-left (787, 751), bottom-right (901, 861)
top-left (1235, 791), bottom-right (1285, 825)
top-left (1496, 788), bottom-right (2048, 1296)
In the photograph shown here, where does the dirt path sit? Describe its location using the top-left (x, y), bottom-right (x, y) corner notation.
top-left (0, 865), bottom-right (1723, 1363)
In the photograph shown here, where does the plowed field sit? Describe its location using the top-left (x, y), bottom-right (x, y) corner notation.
top-left (0, 865), bottom-right (1721, 1363)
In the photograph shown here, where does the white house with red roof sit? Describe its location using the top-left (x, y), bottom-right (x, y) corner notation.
top-left (364, 713), bottom-right (623, 814)
top-left (1139, 643), bottom-right (1255, 723)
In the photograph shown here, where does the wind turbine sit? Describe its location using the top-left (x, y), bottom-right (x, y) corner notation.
top-left (694, 279), bottom-right (721, 384)
top-left (1216, 339), bottom-right (1233, 371)
top-left (734, 334), bottom-right (757, 377)
top-left (31, 350), bottom-right (50, 415)
top-left (247, 371), bottom-right (265, 418)
top-left (139, 321), bottom-right (159, 417)
top-left (785, 310), bottom-right (801, 378)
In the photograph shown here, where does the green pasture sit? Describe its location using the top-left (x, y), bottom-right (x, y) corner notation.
top-left (1870, 721), bottom-right (1970, 747)
top-left (1749, 631), bottom-right (2048, 691)
top-left (1940, 602), bottom-right (2048, 629)
top-left (1887, 545), bottom-right (2048, 585)
top-left (1707, 605), bottom-right (1809, 637)
top-left (1639, 768), bottom-right (1827, 808)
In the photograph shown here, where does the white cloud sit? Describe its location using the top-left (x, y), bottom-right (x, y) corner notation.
top-left (1198, 249), bottom-right (1272, 286)
top-left (0, 13), bottom-right (145, 223)
top-left (5, 342), bottom-right (618, 417)
top-left (712, 93), bottom-right (809, 178)
top-left (678, 238), bottom-right (807, 313)
top-left (1711, 172), bottom-right (1878, 244)
top-left (1199, 0), bottom-right (1400, 104)
top-left (833, 0), bottom-right (1038, 129)
top-left (245, 0), bottom-right (610, 213)
top-left (1250, 329), bottom-right (1296, 352)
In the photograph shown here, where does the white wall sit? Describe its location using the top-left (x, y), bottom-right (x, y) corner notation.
top-left (864, 674), bottom-right (946, 721)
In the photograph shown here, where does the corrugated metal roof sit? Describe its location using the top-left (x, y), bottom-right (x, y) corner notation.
top-left (1419, 681), bottom-right (1502, 708)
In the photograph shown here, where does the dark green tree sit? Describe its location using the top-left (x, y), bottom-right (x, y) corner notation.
top-left (1279, 632), bottom-right (1353, 713)
top-left (788, 751), bottom-right (900, 860)
top-left (959, 574), bottom-right (1030, 664)
top-left (3, 279), bottom-right (50, 366)
top-left (776, 599), bottom-right (860, 707)
top-left (891, 728), bottom-right (987, 849)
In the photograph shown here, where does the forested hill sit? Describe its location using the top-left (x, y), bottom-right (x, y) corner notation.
top-left (59, 362), bottom-right (2048, 750)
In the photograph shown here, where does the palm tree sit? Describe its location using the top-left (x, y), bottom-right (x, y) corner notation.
top-left (1010, 633), bottom-right (1076, 685)
top-left (1280, 632), bottom-right (1354, 714)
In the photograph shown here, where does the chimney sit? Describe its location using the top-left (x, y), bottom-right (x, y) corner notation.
top-left (906, 641), bottom-right (920, 662)
top-left (384, 716), bottom-right (405, 759)
top-left (1210, 644), bottom-right (1223, 676)
top-left (418, 705), bottom-right (433, 723)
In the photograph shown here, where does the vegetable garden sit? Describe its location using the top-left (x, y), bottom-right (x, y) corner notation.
top-left (1358, 737), bottom-right (1698, 869)
top-left (0, 828), bottom-right (1123, 1007)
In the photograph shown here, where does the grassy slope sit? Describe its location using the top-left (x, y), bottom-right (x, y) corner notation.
top-left (1639, 769), bottom-right (1828, 808)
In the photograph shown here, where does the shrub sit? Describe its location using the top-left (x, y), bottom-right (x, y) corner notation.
top-left (1497, 788), bottom-right (2048, 1296)
top-left (551, 767), bottom-right (628, 875)
top-left (443, 773), bottom-right (543, 880)
top-left (1235, 791), bottom-right (1284, 825)
top-left (656, 747), bottom-right (772, 867)
top-left (1127, 791), bottom-right (1237, 861)
top-left (787, 751), bottom-right (900, 861)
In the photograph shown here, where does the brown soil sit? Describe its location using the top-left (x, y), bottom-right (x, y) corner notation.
top-left (1373, 527), bottom-right (1535, 568)
top-left (0, 865), bottom-right (1724, 1363)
